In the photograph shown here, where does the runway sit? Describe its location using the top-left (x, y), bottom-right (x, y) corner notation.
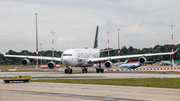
top-left (1, 66), bottom-right (180, 101)
top-left (1, 72), bottom-right (180, 78)
top-left (0, 81), bottom-right (180, 101)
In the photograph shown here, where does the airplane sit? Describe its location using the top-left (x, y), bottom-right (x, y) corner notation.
top-left (1, 26), bottom-right (178, 74)
top-left (118, 59), bottom-right (142, 69)
top-left (118, 59), bottom-right (157, 69)
top-left (119, 62), bottom-right (142, 69)
top-left (114, 59), bottom-right (128, 66)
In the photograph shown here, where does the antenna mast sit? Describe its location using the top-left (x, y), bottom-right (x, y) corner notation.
top-left (50, 31), bottom-right (55, 57)
top-left (169, 24), bottom-right (175, 67)
top-left (106, 31), bottom-right (111, 57)
top-left (117, 28), bottom-right (120, 62)
top-left (35, 13), bottom-right (38, 69)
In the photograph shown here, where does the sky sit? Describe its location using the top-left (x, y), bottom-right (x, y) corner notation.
top-left (0, 0), bottom-right (180, 53)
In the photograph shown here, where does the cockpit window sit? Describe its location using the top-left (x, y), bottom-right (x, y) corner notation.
top-left (62, 54), bottom-right (72, 56)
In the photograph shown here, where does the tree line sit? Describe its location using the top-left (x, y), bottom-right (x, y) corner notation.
top-left (101, 44), bottom-right (180, 62)
top-left (0, 44), bottom-right (180, 65)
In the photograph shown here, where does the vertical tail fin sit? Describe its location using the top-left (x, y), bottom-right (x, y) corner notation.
top-left (124, 59), bottom-right (129, 64)
top-left (93, 26), bottom-right (98, 49)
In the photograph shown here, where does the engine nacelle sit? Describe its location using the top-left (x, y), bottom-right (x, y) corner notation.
top-left (48, 61), bottom-right (56, 69)
top-left (138, 57), bottom-right (147, 64)
top-left (21, 59), bottom-right (30, 66)
top-left (104, 61), bottom-right (113, 69)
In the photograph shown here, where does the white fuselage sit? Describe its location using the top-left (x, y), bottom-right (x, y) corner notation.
top-left (61, 48), bottom-right (100, 67)
top-left (119, 63), bottom-right (142, 69)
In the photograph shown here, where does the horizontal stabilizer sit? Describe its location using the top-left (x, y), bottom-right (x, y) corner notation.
top-left (1, 51), bottom-right (5, 55)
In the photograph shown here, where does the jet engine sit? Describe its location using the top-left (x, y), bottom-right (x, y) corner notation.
top-left (48, 61), bottom-right (56, 69)
top-left (138, 57), bottom-right (147, 64)
top-left (21, 59), bottom-right (30, 66)
top-left (104, 61), bottom-right (113, 69)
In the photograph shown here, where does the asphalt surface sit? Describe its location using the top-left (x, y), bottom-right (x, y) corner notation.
top-left (0, 81), bottom-right (180, 101)
top-left (1, 71), bottom-right (180, 78)
top-left (1, 65), bottom-right (180, 101)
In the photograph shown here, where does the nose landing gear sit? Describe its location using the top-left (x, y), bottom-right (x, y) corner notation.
top-left (65, 66), bottom-right (72, 74)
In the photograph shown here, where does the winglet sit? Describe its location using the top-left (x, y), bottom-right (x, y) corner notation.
top-left (174, 48), bottom-right (179, 53)
top-left (1, 51), bottom-right (5, 56)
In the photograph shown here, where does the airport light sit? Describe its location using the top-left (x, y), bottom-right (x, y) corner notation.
top-left (169, 24), bottom-right (175, 67)
top-left (117, 28), bottom-right (120, 62)
top-left (106, 31), bottom-right (111, 57)
top-left (50, 31), bottom-right (55, 57)
top-left (35, 13), bottom-right (39, 69)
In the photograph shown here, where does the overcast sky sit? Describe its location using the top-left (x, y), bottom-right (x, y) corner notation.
top-left (0, 0), bottom-right (180, 53)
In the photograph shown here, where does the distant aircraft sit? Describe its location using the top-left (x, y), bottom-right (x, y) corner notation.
top-left (2, 26), bottom-right (178, 74)
top-left (119, 62), bottom-right (142, 69)
top-left (116, 59), bottom-right (141, 69)
top-left (118, 59), bottom-right (157, 69)
top-left (114, 59), bottom-right (128, 66)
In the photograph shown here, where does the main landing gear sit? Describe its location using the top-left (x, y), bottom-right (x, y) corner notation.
top-left (65, 69), bottom-right (72, 74)
top-left (81, 67), bottom-right (88, 73)
top-left (96, 68), bottom-right (104, 73)
top-left (96, 61), bottom-right (104, 73)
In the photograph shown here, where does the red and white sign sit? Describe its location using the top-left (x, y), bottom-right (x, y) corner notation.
top-left (105, 67), bottom-right (180, 72)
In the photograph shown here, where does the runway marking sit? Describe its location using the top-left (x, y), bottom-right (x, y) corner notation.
top-left (106, 67), bottom-right (180, 72)
top-left (48, 67), bottom-right (180, 72)
top-left (0, 89), bottom-right (146, 101)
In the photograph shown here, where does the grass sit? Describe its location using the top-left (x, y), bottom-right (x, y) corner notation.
top-left (0, 64), bottom-right (66, 69)
top-left (0, 64), bottom-right (66, 72)
top-left (0, 77), bottom-right (14, 79)
top-left (142, 71), bottom-right (180, 74)
top-left (0, 65), bottom-right (36, 69)
top-left (30, 78), bottom-right (180, 89)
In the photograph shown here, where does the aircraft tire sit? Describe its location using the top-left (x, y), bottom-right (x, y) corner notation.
top-left (85, 69), bottom-right (87, 73)
top-left (96, 69), bottom-right (99, 73)
top-left (82, 69), bottom-right (84, 73)
top-left (101, 69), bottom-right (104, 73)
top-left (67, 70), bottom-right (70, 74)
top-left (65, 69), bottom-right (67, 73)
top-left (70, 69), bottom-right (72, 74)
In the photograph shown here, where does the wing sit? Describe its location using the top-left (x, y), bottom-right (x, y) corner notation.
top-left (2, 51), bottom-right (61, 61)
top-left (88, 49), bottom-right (178, 63)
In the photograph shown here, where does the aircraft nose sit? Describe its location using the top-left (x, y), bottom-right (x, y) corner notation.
top-left (62, 56), bottom-right (71, 66)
